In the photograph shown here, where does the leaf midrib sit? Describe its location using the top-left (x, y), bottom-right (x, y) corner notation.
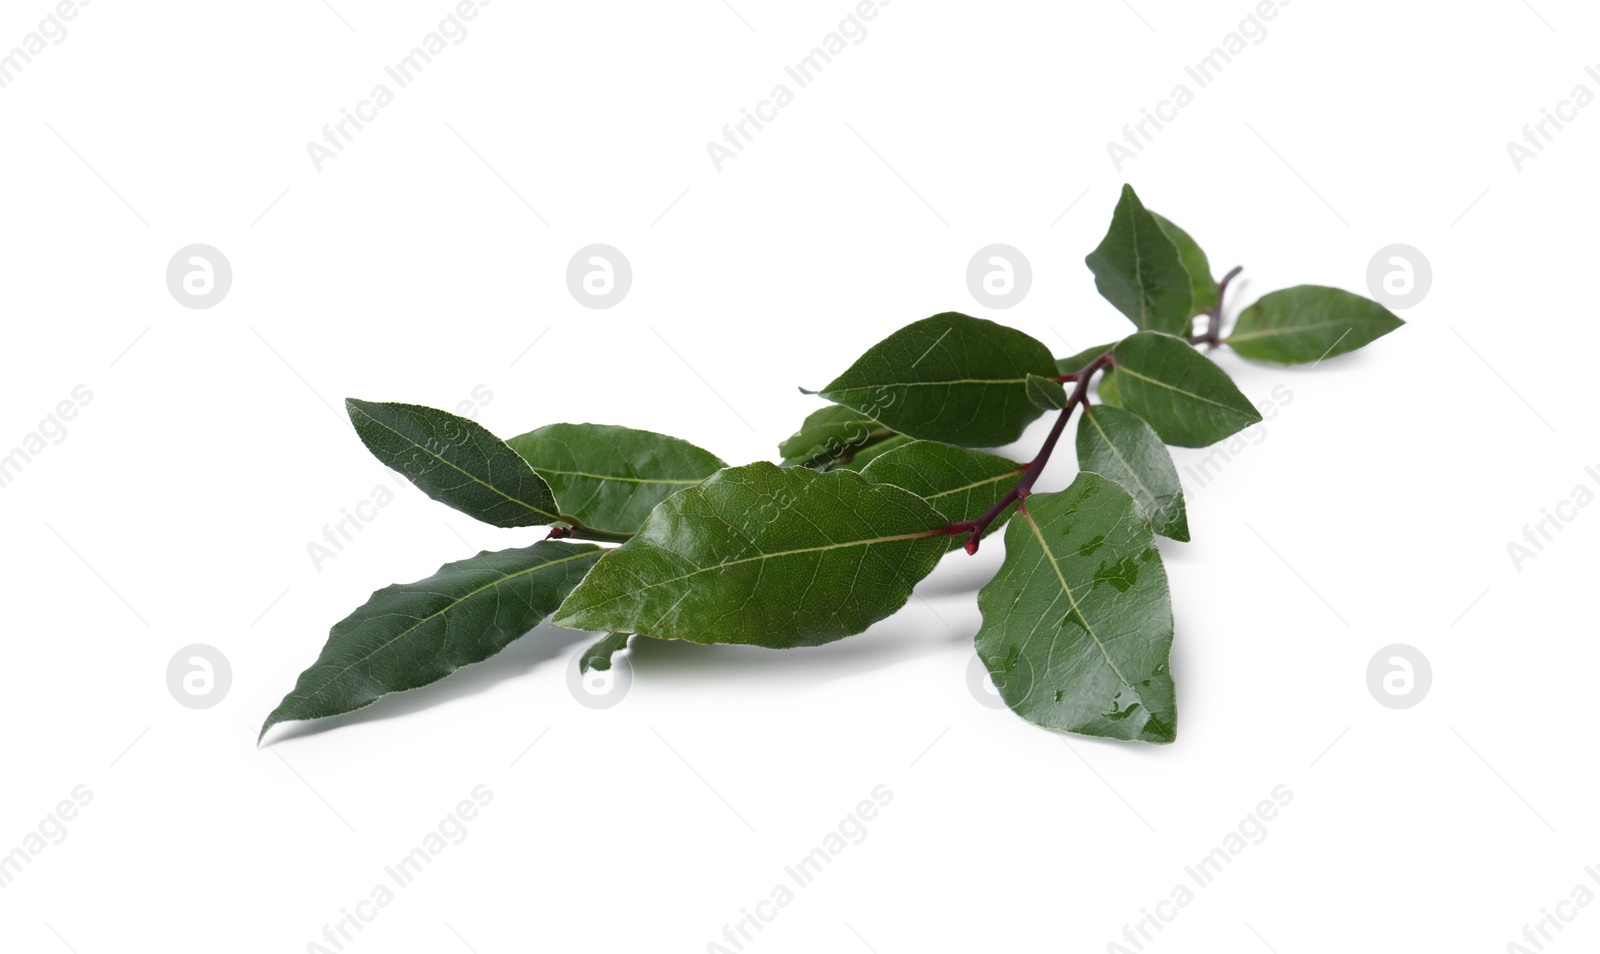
top-left (1021, 507), bottom-right (1134, 691)
top-left (1226, 317), bottom-right (1379, 344)
top-left (565, 528), bottom-right (944, 614)
top-left (924, 467), bottom-right (1025, 503)
top-left (1113, 364), bottom-right (1252, 416)
top-left (532, 466), bottom-right (705, 487)
top-left (1084, 409), bottom-right (1160, 507)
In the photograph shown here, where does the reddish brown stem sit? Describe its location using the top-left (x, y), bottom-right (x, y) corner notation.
top-left (1191, 265), bottom-right (1244, 346)
top-left (945, 350), bottom-right (1113, 554)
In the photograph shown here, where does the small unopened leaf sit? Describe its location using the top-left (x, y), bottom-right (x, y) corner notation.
top-left (1025, 374), bottom-right (1069, 410)
top-left (1110, 332), bottom-right (1261, 447)
top-left (818, 312), bottom-right (1057, 447)
top-left (553, 463), bottom-right (948, 648)
top-left (346, 399), bottom-right (559, 527)
top-left (975, 474), bottom-right (1176, 743)
top-left (506, 423), bottom-right (725, 535)
top-left (1076, 405), bottom-right (1189, 541)
top-left (860, 440), bottom-right (1024, 549)
top-left (778, 405), bottom-right (894, 469)
top-left (1228, 285), bottom-right (1404, 365)
top-left (1085, 185), bottom-right (1194, 336)
top-left (580, 632), bottom-right (633, 674)
top-left (260, 542), bottom-right (601, 739)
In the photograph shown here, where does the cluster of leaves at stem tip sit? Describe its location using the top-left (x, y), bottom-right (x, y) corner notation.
top-left (260, 184), bottom-right (1403, 746)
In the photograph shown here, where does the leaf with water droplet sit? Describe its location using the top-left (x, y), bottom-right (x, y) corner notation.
top-left (975, 473), bottom-right (1176, 743)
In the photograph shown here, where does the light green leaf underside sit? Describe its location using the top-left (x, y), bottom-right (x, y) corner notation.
top-left (1227, 285), bottom-right (1404, 365)
top-left (1077, 405), bottom-right (1189, 541)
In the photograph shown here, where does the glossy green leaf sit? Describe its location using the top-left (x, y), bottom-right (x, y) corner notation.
top-left (1149, 212), bottom-right (1218, 318)
top-left (818, 312), bottom-right (1057, 447)
top-left (1110, 332), bottom-right (1261, 447)
top-left (1227, 285), bottom-right (1404, 365)
top-left (777, 404), bottom-right (895, 469)
top-left (1056, 344), bottom-right (1113, 377)
top-left (346, 399), bottom-right (559, 527)
top-left (975, 474), bottom-right (1176, 743)
top-left (260, 542), bottom-right (601, 739)
top-left (1076, 405), bottom-right (1189, 541)
top-left (1025, 374), bottom-right (1069, 410)
top-left (832, 432), bottom-right (914, 471)
top-left (860, 440), bottom-right (1024, 550)
top-left (506, 423), bottom-right (726, 535)
top-left (553, 463), bottom-right (948, 648)
top-left (1085, 185), bottom-right (1194, 336)
top-left (579, 632), bottom-right (632, 673)
top-left (1097, 370), bottom-right (1123, 408)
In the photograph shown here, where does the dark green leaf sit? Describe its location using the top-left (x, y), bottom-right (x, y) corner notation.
top-left (579, 632), bottom-right (632, 674)
top-left (860, 440), bottom-right (1024, 550)
top-left (1110, 332), bottom-right (1261, 447)
top-left (260, 542), bottom-right (601, 739)
top-left (818, 312), bottom-right (1057, 447)
top-left (1227, 285), bottom-right (1405, 365)
top-left (553, 463), bottom-right (948, 648)
top-left (506, 423), bottom-right (725, 535)
top-left (1056, 344), bottom-right (1113, 377)
top-left (1085, 185), bottom-right (1194, 335)
top-left (1025, 374), bottom-right (1069, 410)
top-left (1076, 405), bottom-right (1189, 541)
top-left (1149, 211), bottom-right (1218, 318)
top-left (346, 399), bottom-right (559, 528)
top-left (975, 474), bottom-right (1175, 743)
top-left (777, 404), bottom-right (894, 469)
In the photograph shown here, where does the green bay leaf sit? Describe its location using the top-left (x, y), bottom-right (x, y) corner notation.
top-left (777, 404), bottom-right (895, 470)
top-left (1025, 373), bottom-right (1069, 410)
top-left (832, 432), bottom-right (914, 471)
top-left (1110, 332), bottom-right (1261, 447)
top-left (506, 423), bottom-right (725, 535)
top-left (346, 399), bottom-right (559, 528)
top-left (975, 474), bottom-right (1176, 743)
top-left (818, 312), bottom-right (1057, 447)
top-left (260, 541), bottom-right (601, 739)
top-left (1149, 211), bottom-right (1218, 318)
top-left (860, 440), bottom-right (1024, 550)
top-left (1076, 405), bottom-right (1189, 541)
top-left (553, 462), bottom-right (949, 648)
top-left (1085, 185), bottom-right (1195, 336)
top-left (1227, 285), bottom-right (1404, 365)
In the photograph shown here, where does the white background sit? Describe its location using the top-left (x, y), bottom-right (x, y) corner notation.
top-left (1, 1), bottom-right (1596, 951)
